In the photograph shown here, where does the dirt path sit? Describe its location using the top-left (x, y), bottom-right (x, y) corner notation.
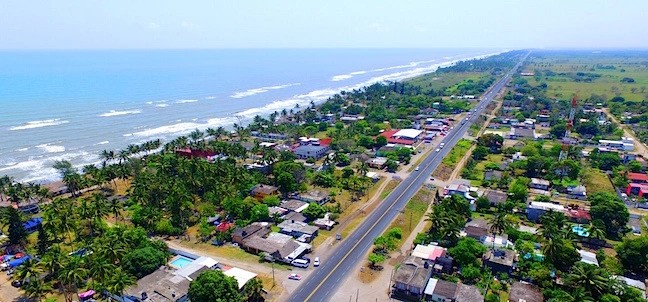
top-left (602, 108), bottom-right (648, 157)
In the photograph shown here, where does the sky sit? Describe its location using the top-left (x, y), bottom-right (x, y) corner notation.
top-left (1, 0), bottom-right (647, 49)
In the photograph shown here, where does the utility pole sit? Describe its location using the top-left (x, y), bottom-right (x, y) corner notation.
top-left (356, 289), bottom-right (359, 302)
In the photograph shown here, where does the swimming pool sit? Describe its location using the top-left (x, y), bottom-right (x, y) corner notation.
top-left (572, 225), bottom-right (590, 237)
top-left (169, 255), bottom-right (194, 269)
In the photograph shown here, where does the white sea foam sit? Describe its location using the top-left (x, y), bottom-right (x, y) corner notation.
top-left (99, 109), bottom-right (142, 117)
top-left (331, 59), bottom-right (441, 82)
top-left (130, 116), bottom-right (236, 137)
top-left (331, 74), bottom-right (354, 82)
top-left (0, 151), bottom-right (100, 183)
top-left (205, 96), bottom-right (217, 100)
top-left (175, 99), bottom-right (198, 104)
top-left (95, 141), bottom-right (110, 145)
top-left (15, 147), bottom-right (29, 152)
top-left (231, 83), bottom-right (301, 99)
top-left (156, 103), bottom-right (169, 108)
top-left (36, 143), bottom-right (66, 153)
top-left (9, 119), bottom-right (69, 131)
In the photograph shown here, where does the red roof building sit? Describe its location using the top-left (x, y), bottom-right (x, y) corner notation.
top-left (627, 183), bottom-right (648, 197)
top-left (175, 148), bottom-right (217, 159)
top-left (565, 209), bottom-right (591, 223)
top-left (628, 173), bottom-right (648, 183)
top-left (378, 129), bottom-right (423, 146)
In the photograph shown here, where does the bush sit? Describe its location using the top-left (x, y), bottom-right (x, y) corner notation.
top-left (122, 246), bottom-right (167, 279)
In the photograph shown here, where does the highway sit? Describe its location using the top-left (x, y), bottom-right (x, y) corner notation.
top-left (288, 53), bottom-right (529, 302)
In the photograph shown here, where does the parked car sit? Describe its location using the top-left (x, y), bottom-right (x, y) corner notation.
top-left (291, 258), bottom-right (310, 268)
top-left (288, 273), bottom-right (302, 280)
top-left (314, 257), bottom-right (320, 267)
top-left (415, 166), bottom-right (420, 171)
top-left (11, 280), bottom-right (24, 288)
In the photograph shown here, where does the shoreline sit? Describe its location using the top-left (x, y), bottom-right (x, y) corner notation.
top-left (1, 50), bottom-right (507, 184)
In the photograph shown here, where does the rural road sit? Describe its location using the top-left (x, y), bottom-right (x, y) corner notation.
top-left (287, 52), bottom-right (529, 302)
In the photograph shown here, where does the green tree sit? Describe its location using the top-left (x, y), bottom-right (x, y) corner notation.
top-left (262, 195), bottom-right (281, 207)
top-left (368, 253), bottom-right (385, 268)
top-left (7, 206), bottom-right (27, 246)
top-left (104, 267), bottom-right (136, 299)
top-left (22, 278), bottom-right (52, 302)
top-left (448, 237), bottom-right (486, 267)
top-left (302, 202), bottom-right (325, 220)
top-left (242, 277), bottom-right (265, 302)
top-left (589, 192), bottom-right (629, 237)
top-left (121, 246), bottom-right (167, 279)
top-left (189, 270), bottom-right (243, 302)
top-left (375, 135), bottom-right (388, 148)
top-left (616, 235), bottom-right (648, 274)
top-left (566, 263), bottom-right (610, 298)
top-left (476, 133), bottom-right (504, 150)
top-left (472, 146), bottom-right (489, 160)
top-left (550, 123), bottom-right (567, 139)
top-left (250, 204), bottom-right (270, 222)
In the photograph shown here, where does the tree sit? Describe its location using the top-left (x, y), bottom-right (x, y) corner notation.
top-left (489, 212), bottom-right (516, 236)
top-left (375, 135), bottom-right (388, 148)
top-left (302, 202), bottom-right (325, 220)
top-left (242, 277), bottom-right (264, 302)
top-left (508, 178), bottom-right (528, 202)
top-left (628, 160), bottom-right (643, 173)
top-left (472, 146), bottom-right (489, 160)
top-left (475, 196), bottom-right (490, 212)
top-left (477, 133), bottom-right (503, 151)
top-left (122, 246), bottom-right (167, 279)
top-left (189, 270), bottom-right (243, 302)
top-left (566, 263), bottom-right (610, 298)
top-left (276, 172), bottom-right (298, 196)
top-left (22, 278), bottom-right (52, 302)
top-left (460, 265), bottom-right (482, 284)
top-left (104, 267), bottom-right (135, 299)
top-left (589, 192), bottom-right (629, 237)
top-left (550, 123), bottom-right (567, 139)
top-left (250, 204), bottom-right (270, 222)
top-left (448, 237), bottom-right (486, 267)
top-left (7, 206), bottom-right (27, 245)
top-left (616, 235), bottom-right (648, 274)
top-left (262, 195), bottom-right (281, 207)
top-left (368, 253), bottom-right (385, 269)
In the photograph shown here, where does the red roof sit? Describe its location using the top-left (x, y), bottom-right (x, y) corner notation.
top-left (566, 209), bottom-right (591, 221)
top-left (628, 173), bottom-right (648, 182)
top-left (216, 222), bottom-right (234, 232)
top-left (378, 129), bottom-right (416, 145)
top-left (175, 148), bottom-right (217, 159)
top-left (319, 137), bottom-right (332, 146)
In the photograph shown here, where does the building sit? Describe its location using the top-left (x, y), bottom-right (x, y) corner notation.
top-left (464, 219), bottom-right (490, 240)
top-left (626, 183), bottom-right (648, 198)
top-left (392, 256), bottom-right (433, 299)
top-left (509, 127), bottom-right (538, 140)
top-left (123, 267), bottom-right (190, 302)
top-left (566, 185), bottom-right (587, 200)
top-left (484, 190), bottom-right (508, 206)
top-left (232, 222), bottom-right (271, 245)
top-left (578, 250), bottom-right (599, 266)
top-left (565, 208), bottom-right (591, 224)
top-left (365, 171), bottom-right (381, 182)
top-left (613, 276), bottom-right (647, 299)
top-left (508, 282), bottom-right (543, 302)
top-left (526, 201), bottom-right (565, 222)
top-left (249, 184), bottom-right (279, 200)
top-left (529, 178), bottom-right (551, 191)
top-left (295, 190), bottom-right (330, 205)
top-left (444, 184), bottom-right (475, 201)
top-left (483, 249), bottom-right (516, 275)
top-left (174, 148), bottom-right (218, 160)
top-left (455, 284), bottom-right (484, 302)
top-left (222, 267), bottom-right (258, 289)
top-left (598, 137), bottom-right (634, 151)
top-left (281, 211), bottom-right (307, 223)
top-left (423, 278), bottom-right (457, 302)
top-left (280, 199), bottom-right (310, 212)
top-left (23, 217), bottom-right (43, 233)
top-left (241, 232), bottom-right (311, 263)
top-left (277, 220), bottom-right (319, 242)
top-left (294, 144), bottom-right (329, 159)
top-left (379, 129), bottom-right (424, 146)
top-left (313, 213), bottom-right (336, 230)
top-left (411, 244), bottom-right (447, 262)
top-left (483, 170), bottom-right (503, 182)
top-left (366, 157), bottom-right (388, 169)
top-left (628, 172), bottom-right (648, 184)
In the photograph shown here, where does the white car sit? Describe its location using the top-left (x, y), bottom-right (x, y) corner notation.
top-left (415, 166), bottom-right (420, 171)
top-left (314, 257), bottom-right (320, 267)
top-left (435, 148), bottom-right (440, 152)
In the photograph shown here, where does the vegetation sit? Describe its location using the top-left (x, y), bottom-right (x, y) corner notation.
top-left (188, 270), bottom-right (243, 302)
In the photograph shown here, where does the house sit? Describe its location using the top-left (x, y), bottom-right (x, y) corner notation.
top-left (249, 184), bottom-right (279, 201)
top-left (23, 217), bottom-right (43, 233)
top-left (122, 267), bottom-right (190, 302)
top-left (268, 206), bottom-right (288, 217)
top-left (241, 232), bottom-right (311, 263)
top-left (628, 172), bottom-right (648, 184)
top-left (613, 276), bottom-right (647, 299)
top-left (294, 144), bottom-right (329, 159)
top-left (250, 131), bottom-right (287, 141)
top-left (366, 171), bottom-right (381, 182)
top-left (598, 137), bottom-right (634, 151)
top-left (43, 181), bottom-right (68, 196)
top-left (313, 213), bottom-right (336, 230)
top-left (484, 190), bottom-right (508, 206)
top-left (232, 222), bottom-right (271, 245)
top-left (277, 220), bottom-right (319, 242)
top-left (512, 152), bottom-right (527, 161)
top-left (366, 157), bottom-right (388, 169)
top-left (509, 127), bottom-right (538, 140)
top-left (423, 278), bottom-right (457, 302)
top-left (175, 148), bottom-right (218, 160)
top-left (565, 208), bottom-right (591, 224)
top-left (508, 282), bottom-right (543, 302)
top-left (526, 201), bottom-right (565, 222)
top-left (379, 129), bottom-right (424, 146)
top-left (483, 249), bottom-right (516, 275)
top-left (280, 199), bottom-right (309, 212)
top-left (412, 244), bottom-right (447, 262)
top-left (622, 153), bottom-right (638, 163)
top-left (444, 184), bottom-right (474, 200)
top-left (529, 178), bottom-right (551, 191)
top-left (566, 185), bottom-right (587, 200)
top-left (222, 267), bottom-right (259, 290)
top-left (464, 218), bottom-right (490, 240)
top-left (578, 250), bottom-right (599, 266)
top-left (626, 183), bottom-right (648, 198)
top-left (483, 170), bottom-right (503, 181)
top-left (455, 284), bottom-right (484, 302)
top-left (282, 211), bottom-right (307, 223)
top-left (392, 256), bottom-right (433, 299)
top-left (295, 191), bottom-right (330, 205)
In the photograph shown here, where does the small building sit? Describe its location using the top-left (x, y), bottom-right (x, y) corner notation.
top-left (483, 249), bottom-right (516, 275)
top-left (455, 284), bottom-right (484, 302)
top-left (529, 178), bottom-right (551, 191)
top-left (249, 184), bottom-right (279, 201)
top-left (242, 232), bottom-right (311, 263)
top-left (277, 220), bottom-right (319, 242)
top-left (483, 170), bottom-right (503, 182)
top-left (282, 211), bottom-right (307, 223)
top-left (23, 217), bottom-right (43, 233)
top-left (313, 213), bottom-right (336, 230)
top-left (379, 129), bottom-right (424, 146)
top-left (392, 256), bottom-right (433, 299)
top-left (222, 267), bottom-right (258, 290)
top-left (423, 278), bottom-right (457, 302)
top-left (566, 185), bottom-right (587, 200)
top-left (526, 201), bottom-right (565, 222)
top-left (509, 127), bottom-right (538, 140)
top-left (232, 222), bottom-right (271, 245)
top-left (365, 171), bottom-right (381, 182)
top-left (628, 172), bottom-right (648, 184)
top-left (295, 191), bottom-right (330, 205)
top-left (464, 219), bottom-right (490, 240)
top-left (484, 190), bottom-right (508, 206)
top-left (412, 244), bottom-right (447, 262)
top-left (626, 183), bottom-right (648, 198)
top-left (366, 157), bottom-right (388, 169)
top-left (43, 181), bottom-right (68, 196)
top-left (508, 282), bottom-right (543, 302)
top-left (598, 137), bottom-right (634, 151)
top-left (122, 268), bottom-right (190, 302)
top-left (565, 208), bottom-right (591, 224)
top-left (578, 250), bottom-right (599, 266)
top-left (294, 144), bottom-right (329, 159)
top-left (613, 276), bottom-right (647, 299)
top-left (280, 199), bottom-right (310, 213)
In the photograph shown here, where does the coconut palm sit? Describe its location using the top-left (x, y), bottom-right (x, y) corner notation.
top-left (488, 212), bottom-right (516, 236)
top-left (566, 263), bottom-right (610, 298)
top-left (104, 267), bottom-right (135, 299)
top-left (59, 258), bottom-right (88, 302)
top-left (586, 222), bottom-right (606, 240)
top-left (22, 278), bottom-right (52, 302)
top-left (15, 258), bottom-right (42, 283)
top-left (100, 150), bottom-right (115, 167)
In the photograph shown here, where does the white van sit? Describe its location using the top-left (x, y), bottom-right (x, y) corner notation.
top-left (291, 259), bottom-right (310, 268)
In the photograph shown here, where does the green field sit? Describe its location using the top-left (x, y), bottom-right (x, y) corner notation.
top-left (442, 139), bottom-right (472, 166)
top-left (524, 51), bottom-right (648, 101)
top-left (408, 72), bottom-right (489, 93)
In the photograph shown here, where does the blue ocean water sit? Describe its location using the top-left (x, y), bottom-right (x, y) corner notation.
top-left (0, 48), bottom-right (500, 182)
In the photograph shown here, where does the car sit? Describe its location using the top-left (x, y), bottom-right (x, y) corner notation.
top-left (288, 273), bottom-right (302, 280)
top-left (314, 257), bottom-right (320, 267)
top-left (11, 280), bottom-right (23, 288)
top-left (450, 127), bottom-right (454, 130)
top-left (435, 148), bottom-right (440, 152)
top-left (336, 233), bottom-right (342, 240)
top-left (415, 166), bottom-right (420, 171)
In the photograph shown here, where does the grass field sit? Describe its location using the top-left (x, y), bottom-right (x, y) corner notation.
top-left (442, 139), bottom-right (472, 166)
top-left (408, 71), bottom-right (489, 93)
top-left (583, 167), bottom-right (615, 194)
top-left (524, 51), bottom-right (648, 101)
top-left (385, 187), bottom-right (432, 241)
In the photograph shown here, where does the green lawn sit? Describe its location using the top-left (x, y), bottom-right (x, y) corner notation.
top-left (408, 72), bottom-right (489, 93)
top-left (442, 139), bottom-right (472, 166)
top-left (384, 187), bottom-right (432, 245)
top-left (583, 168), bottom-right (615, 194)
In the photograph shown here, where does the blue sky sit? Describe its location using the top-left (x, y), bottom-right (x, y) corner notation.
top-left (2, 0), bottom-right (647, 49)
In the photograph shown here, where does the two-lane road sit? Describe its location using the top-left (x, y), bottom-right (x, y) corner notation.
top-left (288, 53), bottom-right (528, 302)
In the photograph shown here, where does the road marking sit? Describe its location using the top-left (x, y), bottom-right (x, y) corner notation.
top-left (299, 72), bottom-right (515, 302)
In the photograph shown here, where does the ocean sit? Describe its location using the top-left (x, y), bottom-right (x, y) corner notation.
top-left (0, 48), bottom-right (502, 182)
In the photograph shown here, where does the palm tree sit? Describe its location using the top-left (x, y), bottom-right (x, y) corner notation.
top-left (100, 150), bottom-right (115, 167)
top-left (59, 258), bottom-right (88, 302)
top-left (357, 162), bottom-right (369, 177)
top-left (108, 197), bottom-right (123, 223)
top-left (566, 263), bottom-right (610, 298)
top-left (104, 267), bottom-right (135, 299)
top-left (15, 258), bottom-right (41, 283)
top-left (242, 277), bottom-right (264, 302)
top-left (22, 278), bottom-right (52, 302)
top-left (488, 212), bottom-right (515, 236)
top-left (586, 222), bottom-right (606, 241)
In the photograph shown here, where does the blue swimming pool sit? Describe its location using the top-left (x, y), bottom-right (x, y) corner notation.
top-left (169, 255), bottom-right (193, 269)
top-left (572, 225), bottom-right (590, 237)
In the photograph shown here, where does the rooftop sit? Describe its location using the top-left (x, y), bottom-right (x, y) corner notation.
top-left (393, 129), bottom-right (424, 139)
top-left (280, 199), bottom-right (309, 212)
top-left (528, 201), bottom-right (565, 212)
top-left (250, 184), bottom-right (278, 195)
top-left (424, 278), bottom-right (457, 298)
top-left (278, 220), bottom-right (319, 235)
top-left (411, 244), bottom-right (447, 261)
top-left (222, 267), bottom-right (258, 289)
top-left (125, 267), bottom-right (190, 302)
top-left (484, 190), bottom-right (508, 205)
top-left (508, 282), bottom-right (543, 302)
top-left (530, 178), bottom-right (550, 186)
top-left (455, 284), bottom-right (484, 302)
top-left (393, 256), bottom-right (431, 290)
top-left (628, 172), bottom-right (648, 182)
top-left (484, 249), bottom-right (516, 267)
